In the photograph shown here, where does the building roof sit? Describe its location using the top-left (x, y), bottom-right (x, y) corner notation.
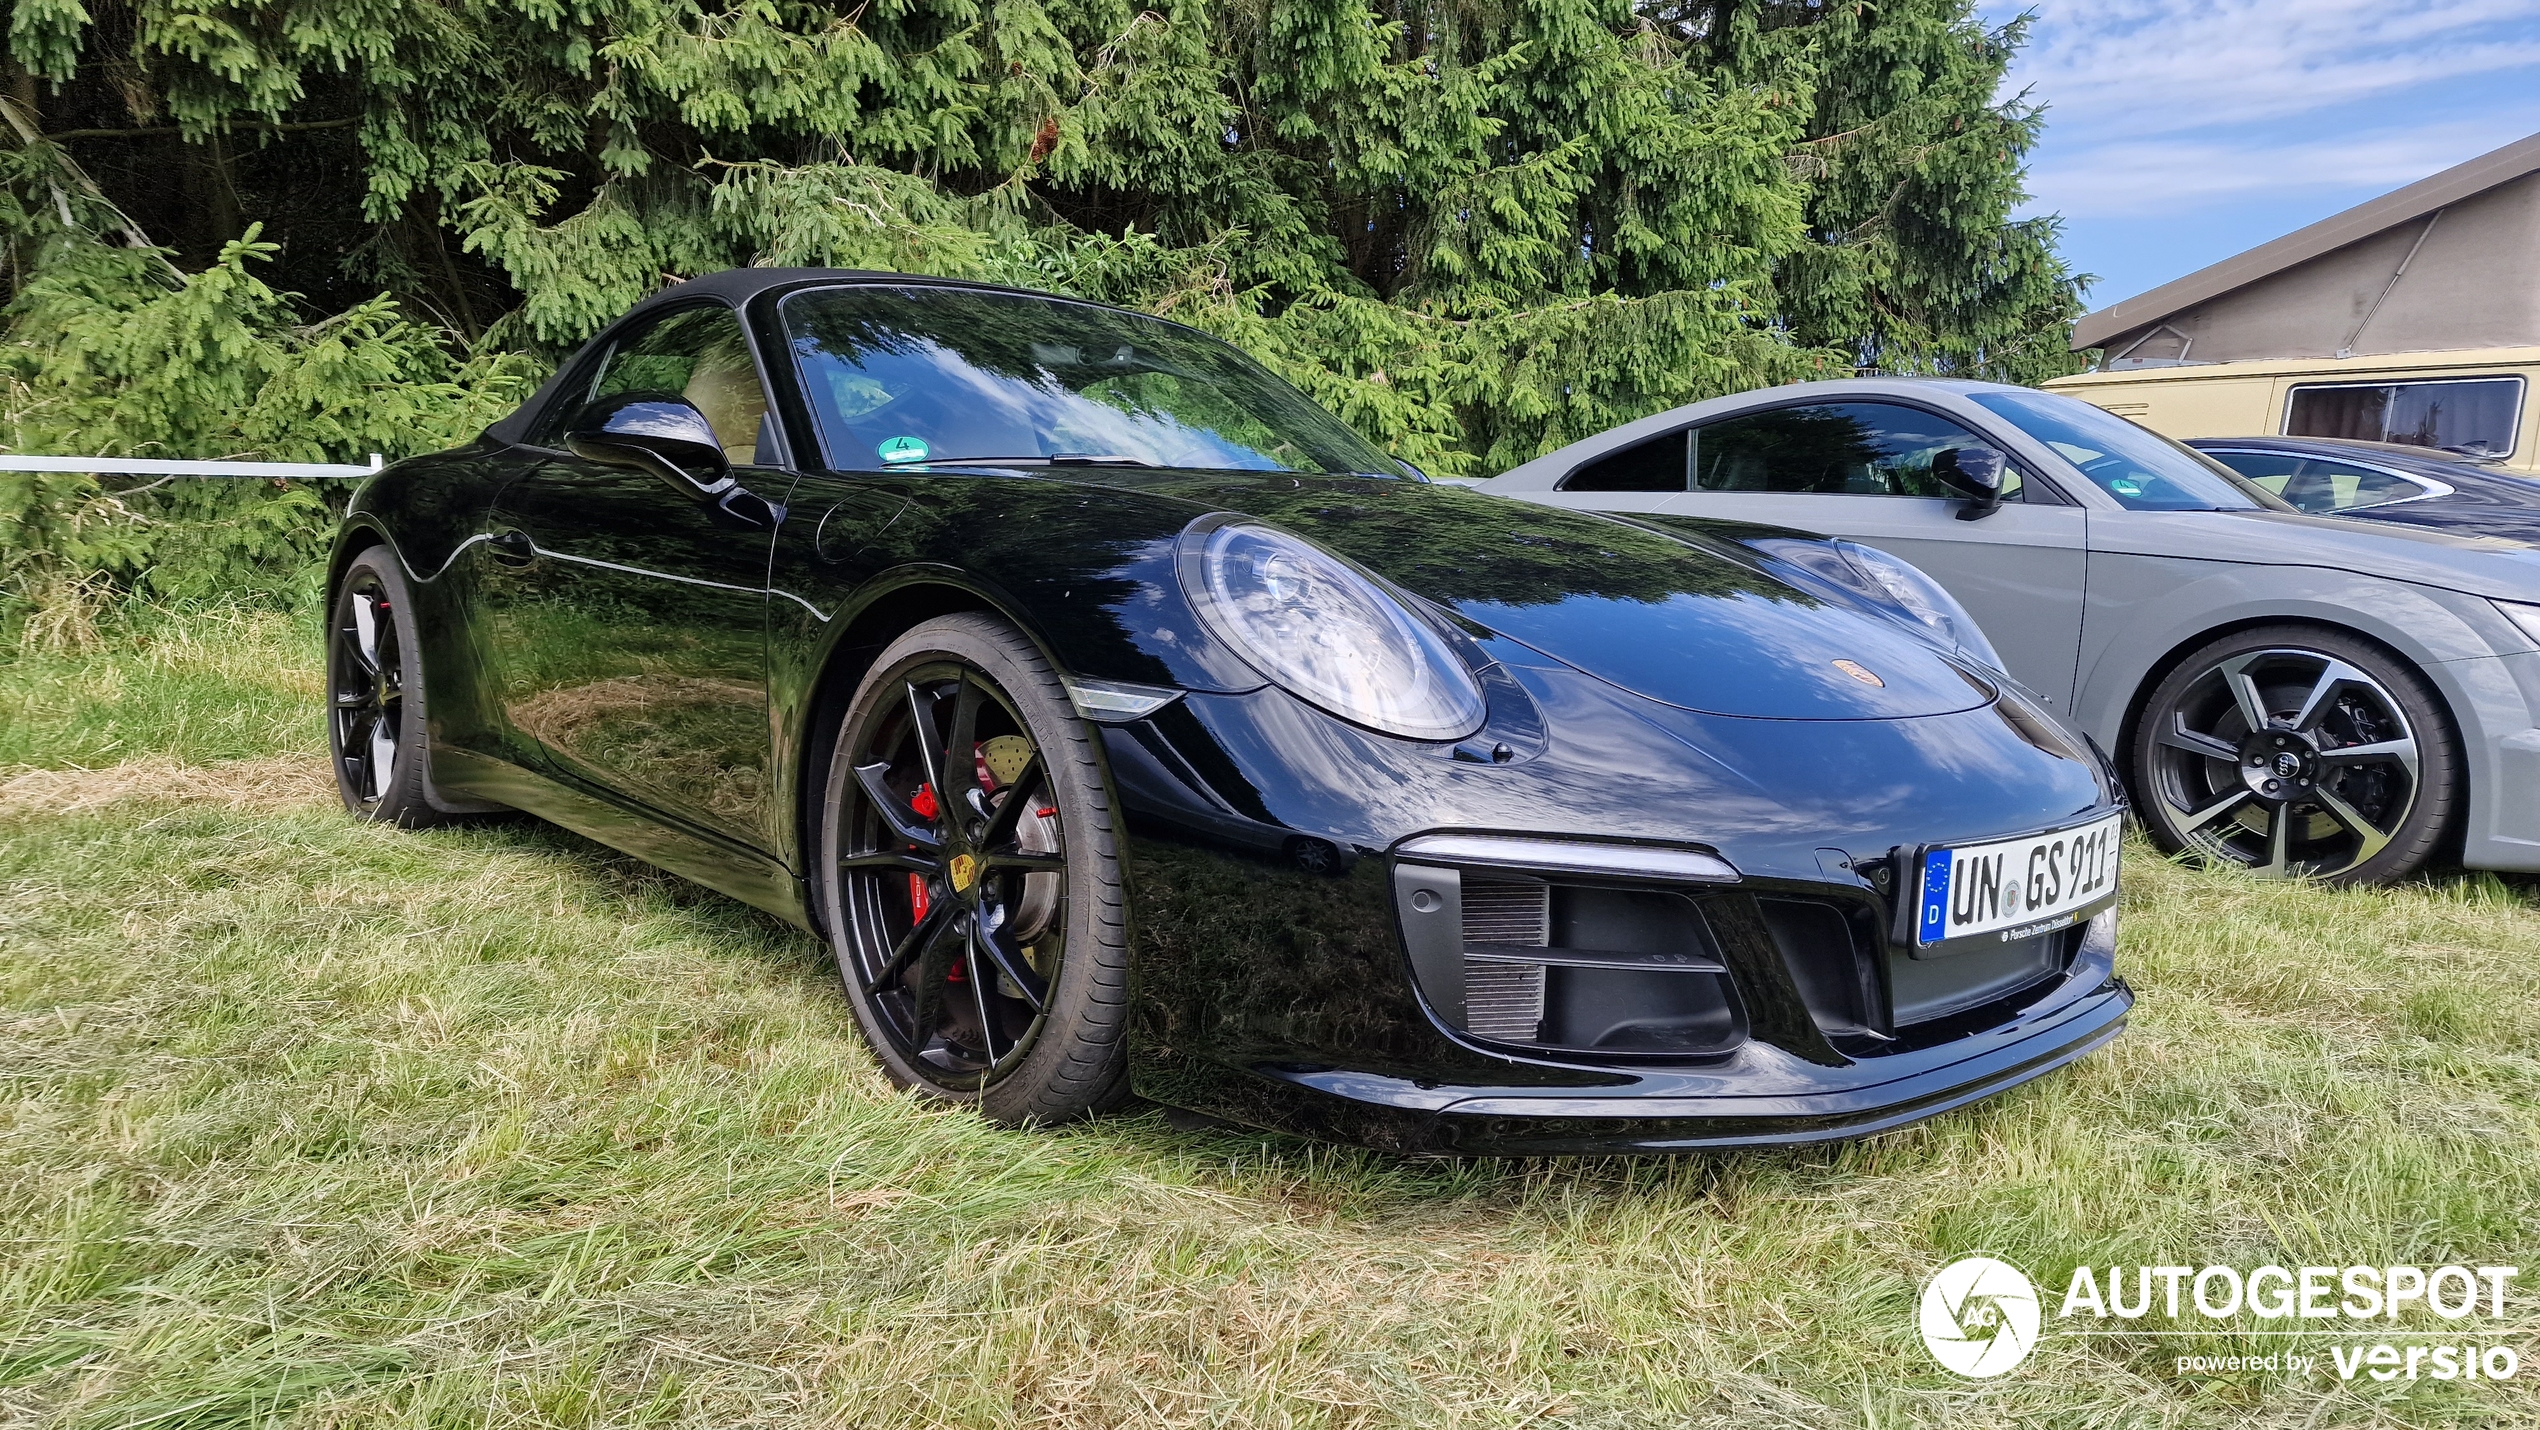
top-left (2070, 130), bottom-right (2540, 352)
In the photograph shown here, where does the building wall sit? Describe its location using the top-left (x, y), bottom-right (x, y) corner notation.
top-left (2098, 173), bottom-right (2540, 363)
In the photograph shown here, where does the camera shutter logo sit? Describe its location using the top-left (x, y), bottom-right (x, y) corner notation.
top-left (1919, 1257), bottom-right (2040, 1378)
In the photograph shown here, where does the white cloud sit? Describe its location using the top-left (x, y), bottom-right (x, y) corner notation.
top-left (2003, 0), bottom-right (2540, 137)
top-left (1996, 0), bottom-right (2540, 218)
top-left (2026, 116), bottom-right (2540, 217)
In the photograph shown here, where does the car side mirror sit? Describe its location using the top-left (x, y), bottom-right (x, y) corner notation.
top-left (1933, 446), bottom-right (2006, 521)
top-left (565, 394), bottom-right (736, 502)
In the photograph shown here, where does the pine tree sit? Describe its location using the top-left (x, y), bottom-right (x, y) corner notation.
top-left (1, 0), bottom-right (2084, 597)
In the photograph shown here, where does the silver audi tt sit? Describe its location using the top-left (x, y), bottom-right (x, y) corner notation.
top-left (1481, 377), bottom-right (2540, 885)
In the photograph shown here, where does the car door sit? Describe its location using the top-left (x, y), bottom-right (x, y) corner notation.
top-left (1650, 400), bottom-right (2092, 713)
top-left (479, 302), bottom-right (791, 850)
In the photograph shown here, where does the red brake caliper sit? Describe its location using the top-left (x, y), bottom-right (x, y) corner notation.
top-left (908, 782), bottom-right (939, 924)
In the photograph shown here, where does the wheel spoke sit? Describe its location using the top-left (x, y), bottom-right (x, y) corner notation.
top-left (977, 755), bottom-right (1046, 850)
top-left (854, 761), bottom-right (942, 849)
top-left (867, 897), bottom-right (954, 998)
top-left (333, 691), bottom-right (374, 710)
top-left (838, 849), bottom-right (940, 873)
top-left (2311, 784), bottom-right (2396, 864)
top-left (974, 919), bottom-right (1048, 1013)
top-left (965, 921), bottom-right (1002, 1064)
top-left (903, 680), bottom-right (944, 795)
top-left (367, 716), bottom-right (396, 800)
top-left (909, 909), bottom-right (972, 1039)
top-left (2214, 654), bottom-right (2276, 735)
top-left (343, 710), bottom-right (378, 783)
top-left (2317, 737), bottom-right (2419, 780)
top-left (2174, 787), bottom-right (2253, 833)
top-left (941, 674), bottom-right (984, 811)
top-left (979, 850), bottom-right (1065, 873)
top-left (351, 596), bottom-right (382, 672)
top-left (2255, 802), bottom-right (2295, 879)
top-left (2289, 658), bottom-right (2368, 733)
top-left (2156, 716), bottom-right (2239, 762)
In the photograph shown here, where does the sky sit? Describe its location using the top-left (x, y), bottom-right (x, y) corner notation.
top-left (1985, 0), bottom-right (2540, 316)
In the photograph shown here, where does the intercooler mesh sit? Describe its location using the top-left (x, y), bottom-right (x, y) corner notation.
top-left (1461, 879), bottom-right (1549, 1041)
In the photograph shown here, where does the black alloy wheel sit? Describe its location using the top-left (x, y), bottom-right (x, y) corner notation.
top-left (2132, 625), bottom-right (2458, 885)
top-left (818, 614), bottom-right (1130, 1123)
top-left (327, 548), bottom-right (452, 826)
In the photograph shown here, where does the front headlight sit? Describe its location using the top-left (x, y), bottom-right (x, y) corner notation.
top-left (1832, 541), bottom-right (2006, 672)
top-left (1180, 518), bottom-right (1486, 740)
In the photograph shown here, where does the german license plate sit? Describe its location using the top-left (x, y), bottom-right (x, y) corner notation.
top-left (1915, 813), bottom-right (2121, 947)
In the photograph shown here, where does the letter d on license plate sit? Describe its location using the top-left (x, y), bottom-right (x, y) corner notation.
top-left (1917, 813), bottom-right (2121, 948)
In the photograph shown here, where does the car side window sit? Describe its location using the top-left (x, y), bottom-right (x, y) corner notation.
top-left (2204, 450), bottom-right (2301, 487)
top-left (1690, 402), bottom-right (2021, 500)
top-left (1561, 431), bottom-right (1688, 491)
top-left (2284, 458), bottom-right (2424, 513)
top-left (534, 305), bottom-right (778, 466)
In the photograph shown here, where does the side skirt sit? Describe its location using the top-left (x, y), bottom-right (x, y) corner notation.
top-left (429, 744), bottom-right (816, 929)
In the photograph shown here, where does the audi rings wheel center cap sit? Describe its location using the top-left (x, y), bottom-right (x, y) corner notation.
top-left (2238, 730), bottom-right (2317, 800)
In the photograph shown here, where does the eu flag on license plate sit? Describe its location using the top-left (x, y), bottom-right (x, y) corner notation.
top-left (1919, 848), bottom-right (1952, 943)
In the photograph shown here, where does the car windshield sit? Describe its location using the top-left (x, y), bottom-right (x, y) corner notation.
top-left (780, 286), bottom-right (1406, 476)
top-left (1970, 389), bottom-right (2290, 512)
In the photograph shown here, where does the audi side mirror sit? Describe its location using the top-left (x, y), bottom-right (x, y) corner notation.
top-left (1933, 446), bottom-right (2006, 521)
top-left (565, 394), bottom-right (735, 500)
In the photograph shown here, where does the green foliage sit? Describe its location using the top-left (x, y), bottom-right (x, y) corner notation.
top-left (0, 149), bottom-right (540, 608)
top-left (0, 0), bottom-right (2084, 599)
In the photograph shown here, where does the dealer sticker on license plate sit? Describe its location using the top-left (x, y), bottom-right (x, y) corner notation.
top-left (1916, 813), bottom-right (2122, 947)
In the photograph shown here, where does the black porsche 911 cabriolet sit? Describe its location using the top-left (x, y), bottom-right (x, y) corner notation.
top-left (329, 268), bottom-right (2129, 1153)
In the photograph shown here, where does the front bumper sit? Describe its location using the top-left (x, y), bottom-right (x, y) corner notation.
top-left (1179, 910), bottom-right (2128, 1154)
top-left (1112, 659), bottom-right (2133, 1155)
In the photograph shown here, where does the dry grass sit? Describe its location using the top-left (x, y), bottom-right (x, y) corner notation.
top-left (0, 611), bottom-right (2534, 1428)
top-left (0, 754), bottom-right (333, 816)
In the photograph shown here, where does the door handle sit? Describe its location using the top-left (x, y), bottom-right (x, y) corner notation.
top-left (487, 528), bottom-right (537, 567)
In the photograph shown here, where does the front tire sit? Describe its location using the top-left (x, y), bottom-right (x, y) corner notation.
top-left (817, 614), bottom-right (1131, 1125)
top-left (2130, 625), bottom-right (2459, 885)
top-left (328, 548), bottom-right (454, 827)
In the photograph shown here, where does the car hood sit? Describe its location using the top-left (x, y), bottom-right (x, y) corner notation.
top-left (1070, 470), bottom-right (1996, 721)
top-left (2089, 506), bottom-right (2540, 602)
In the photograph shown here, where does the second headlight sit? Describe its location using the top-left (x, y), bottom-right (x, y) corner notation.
top-left (1180, 518), bottom-right (1486, 741)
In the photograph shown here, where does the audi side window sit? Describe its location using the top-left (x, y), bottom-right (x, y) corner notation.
top-left (1691, 402), bottom-right (2020, 499)
top-left (1560, 431), bottom-right (1688, 491)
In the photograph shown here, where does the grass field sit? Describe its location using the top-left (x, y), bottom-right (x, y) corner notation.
top-left (2, 605), bottom-right (2535, 1428)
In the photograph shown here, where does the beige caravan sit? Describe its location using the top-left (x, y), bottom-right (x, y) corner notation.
top-left (2044, 349), bottom-right (2540, 476)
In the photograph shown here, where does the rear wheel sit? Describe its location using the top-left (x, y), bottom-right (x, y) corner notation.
top-left (328, 548), bottom-right (453, 826)
top-left (816, 614), bottom-right (1130, 1124)
top-left (2130, 625), bottom-right (2458, 885)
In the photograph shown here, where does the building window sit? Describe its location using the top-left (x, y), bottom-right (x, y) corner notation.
top-left (2284, 377), bottom-right (2523, 459)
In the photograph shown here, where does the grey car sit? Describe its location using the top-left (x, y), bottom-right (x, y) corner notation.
top-left (1480, 377), bottom-right (2540, 885)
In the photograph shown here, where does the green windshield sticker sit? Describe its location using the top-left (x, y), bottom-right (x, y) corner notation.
top-left (878, 436), bottom-right (930, 464)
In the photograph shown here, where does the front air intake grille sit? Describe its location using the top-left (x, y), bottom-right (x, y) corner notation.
top-left (1463, 879), bottom-right (1551, 944)
top-left (1461, 879), bottom-right (1549, 1040)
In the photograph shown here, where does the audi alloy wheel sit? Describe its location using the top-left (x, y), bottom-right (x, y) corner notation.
top-left (2133, 626), bottom-right (2458, 885)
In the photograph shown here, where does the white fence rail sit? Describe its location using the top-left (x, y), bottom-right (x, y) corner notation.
top-left (0, 454), bottom-right (384, 479)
